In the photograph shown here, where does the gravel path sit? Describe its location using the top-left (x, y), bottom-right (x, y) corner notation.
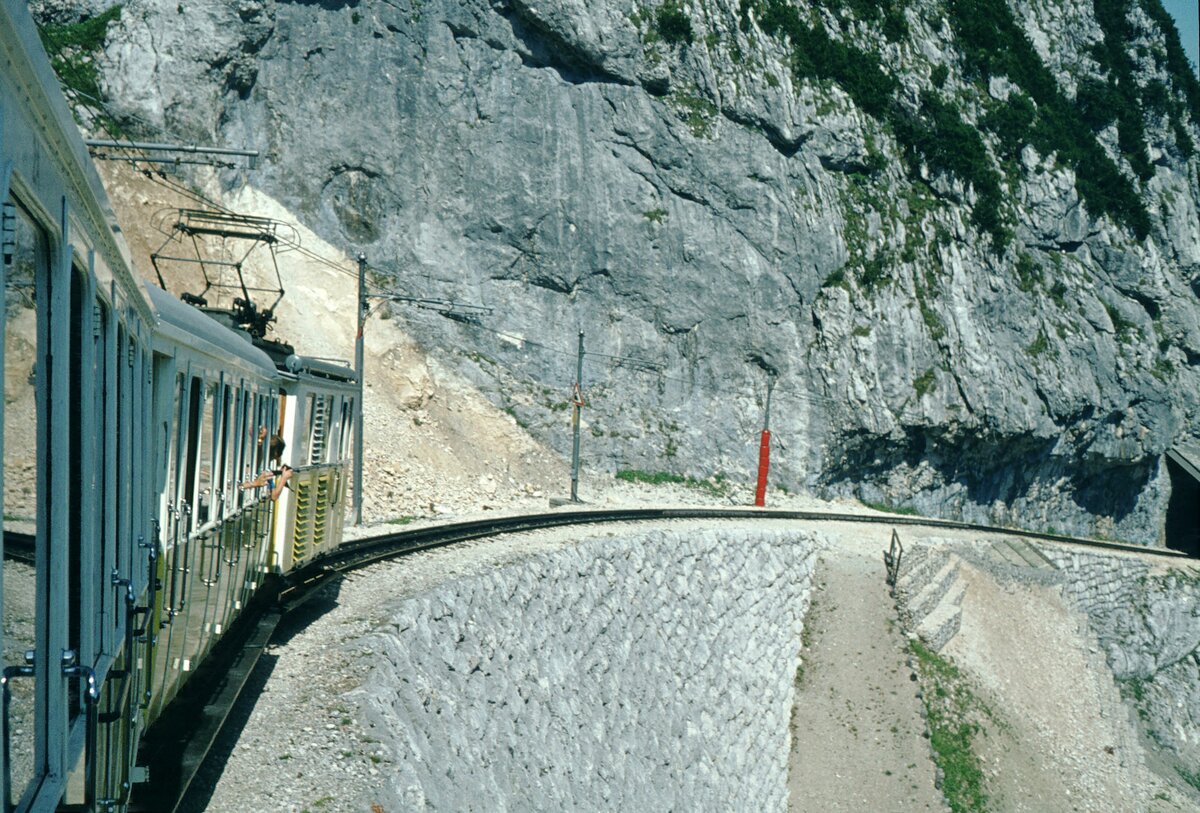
top-left (788, 541), bottom-right (944, 812)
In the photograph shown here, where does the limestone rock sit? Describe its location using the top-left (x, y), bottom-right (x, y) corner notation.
top-left (48, 0), bottom-right (1200, 544)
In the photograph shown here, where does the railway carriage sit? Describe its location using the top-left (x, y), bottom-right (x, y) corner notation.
top-left (143, 284), bottom-right (284, 724)
top-left (0, 2), bottom-right (359, 809)
top-left (273, 356), bottom-right (357, 572)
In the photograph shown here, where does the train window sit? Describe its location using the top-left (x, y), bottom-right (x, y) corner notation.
top-left (339, 398), bottom-right (351, 462)
top-left (234, 389), bottom-right (251, 506)
top-left (341, 396), bottom-right (355, 465)
top-left (255, 393), bottom-right (270, 472)
top-left (116, 324), bottom-right (132, 621)
top-left (196, 381), bottom-right (215, 526)
top-left (166, 374), bottom-right (183, 515)
top-left (67, 261), bottom-right (88, 709)
top-left (95, 302), bottom-right (115, 653)
top-left (221, 385), bottom-right (236, 504)
top-left (183, 377), bottom-right (201, 529)
top-left (275, 391), bottom-right (288, 463)
top-left (3, 201), bottom-right (46, 802)
top-left (215, 383), bottom-right (232, 514)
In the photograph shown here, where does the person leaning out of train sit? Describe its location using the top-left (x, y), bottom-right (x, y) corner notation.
top-left (256, 425), bottom-right (287, 466)
top-left (239, 464), bottom-right (293, 501)
top-left (242, 425), bottom-right (292, 501)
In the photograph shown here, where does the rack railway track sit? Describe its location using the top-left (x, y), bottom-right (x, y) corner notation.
top-left (279, 505), bottom-right (1189, 607)
top-left (134, 505), bottom-right (1189, 811)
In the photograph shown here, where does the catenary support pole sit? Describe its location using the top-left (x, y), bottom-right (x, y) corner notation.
top-left (353, 253), bottom-right (366, 526)
top-left (754, 374), bottom-right (776, 507)
top-left (570, 330), bottom-right (585, 502)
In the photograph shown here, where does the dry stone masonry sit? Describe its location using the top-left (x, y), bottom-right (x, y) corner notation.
top-left (351, 526), bottom-right (818, 811)
top-left (1044, 547), bottom-right (1200, 770)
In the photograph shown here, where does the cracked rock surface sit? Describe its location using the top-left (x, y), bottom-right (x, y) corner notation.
top-left (41, 0), bottom-right (1200, 544)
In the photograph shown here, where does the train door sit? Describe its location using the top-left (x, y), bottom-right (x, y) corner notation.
top-left (0, 183), bottom-right (128, 810)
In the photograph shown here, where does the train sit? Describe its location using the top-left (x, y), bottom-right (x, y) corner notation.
top-left (0, 2), bottom-right (358, 810)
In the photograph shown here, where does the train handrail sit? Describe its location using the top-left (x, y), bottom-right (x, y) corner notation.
top-left (1, 658), bottom-right (34, 813)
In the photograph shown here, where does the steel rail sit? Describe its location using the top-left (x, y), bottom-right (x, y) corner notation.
top-left (277, 506), bottom-right (1190, 608)
top-left (2, 531), bottom-right (34, 564)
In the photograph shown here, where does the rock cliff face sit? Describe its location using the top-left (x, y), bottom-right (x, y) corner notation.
top-left (39, 0), bottom-right (1200, 544)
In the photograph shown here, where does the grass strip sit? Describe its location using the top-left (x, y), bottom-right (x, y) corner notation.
top-left (910, 639), bottom-right (989, 813)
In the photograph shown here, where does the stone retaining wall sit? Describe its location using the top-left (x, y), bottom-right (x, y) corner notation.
top-left (1043, 548), bottom-right (1200, 769)
top-left (354, 527), bottom-right (818, 811)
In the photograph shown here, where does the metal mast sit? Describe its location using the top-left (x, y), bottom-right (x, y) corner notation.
top-left (354, 253), bottom-right (366, 526)
top-left (570, 330), bottom-right (585, 502)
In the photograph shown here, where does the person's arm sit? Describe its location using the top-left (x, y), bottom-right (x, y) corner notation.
top-left (270, 466), bottom-right (293, 501)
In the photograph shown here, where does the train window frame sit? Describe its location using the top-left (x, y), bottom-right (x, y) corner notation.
top-left (93, 297), bottom-right (116, 656)
top-left (183, 376), bottom-right (202, 532)
top-left (2, 193), bottom-right (52, 806)
top-left (275, 389), bottom-right (288, 465)
top-left (165, 372), bottom-right (183, 518)
top-left (67, 255), bottom-right (92, 705)
top-left (235, 388), bottom-right (251, 507)
top-left (197, 379), bottom-right (217, 529)
top-left (214, 380), bottom-right (232, 517)
top-left (306, 393), bottom-right (331, 465)
top-left (254, 393), bottom-right (269, 473)
top-left (340, 395), bottom-right (355, 467)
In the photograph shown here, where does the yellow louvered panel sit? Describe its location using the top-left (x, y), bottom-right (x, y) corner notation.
top-left (292, 478), bottom-right (313, 562)
top-left (313, 475), bottom-right (330, 549)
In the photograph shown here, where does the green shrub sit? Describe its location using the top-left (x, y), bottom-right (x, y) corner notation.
top-left (862, 499), bottom-right (919, 515)
top-left (616, 469), bottom-right (687, 486)
top-left (1103, 300), bottom-right (1138, 334)
top-left (982, 94), bottom-right (1037, 160)
top-left (858, 256), bottom-right (890, 292)
top-left (654, 1), bottom-right (694, 46)
top-left (671, 92), bottom-right (718, 137)
top-left (38, 6), bottom-right (123, 102)
top-left (894, 92), bottom-right (1007, 243)
top-left (1015, 254), bottom-right (1040, 292)
top-left (810, 0), bottom-right (910, 41)
top-left (914, 368), bottom-right (936, 397)
top-left (615, 469), bottom-right (730, 496)
top-left (918, 296), bottom-right (946, 339)
top-left (1026, 331), bottom-right (1050, 357)
top-left (744, 0), bottom-right (896, 118)
top-left (1177, 766), bottom-right (1200, 792)
top-left (1140, 0), bottom-right (1200, 122)
top-left (948, 0), bottom-right (1151, 239)
top-left (822, 267), bottom-right (849, 289)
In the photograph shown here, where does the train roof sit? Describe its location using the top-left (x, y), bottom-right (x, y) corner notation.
top-left (283, 354), bottom-right (358, 385)
top-left (146, 283), bottom-right (279, 379)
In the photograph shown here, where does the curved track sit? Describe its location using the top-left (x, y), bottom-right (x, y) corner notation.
top-left (279, 505), bottom-right (1189, 607)
top-left (160, 505), bottom-right (1189, 812)
top-left (3, 531), bottom-right (35, 563)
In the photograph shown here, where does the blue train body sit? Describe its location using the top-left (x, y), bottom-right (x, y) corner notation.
top-left (0, 2), bottom-right (358, 809)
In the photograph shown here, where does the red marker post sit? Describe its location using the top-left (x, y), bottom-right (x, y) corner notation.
top-left (754, 375), bottom-right (776, 507)
top-left (754, 429), bottom-right (771, 507)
